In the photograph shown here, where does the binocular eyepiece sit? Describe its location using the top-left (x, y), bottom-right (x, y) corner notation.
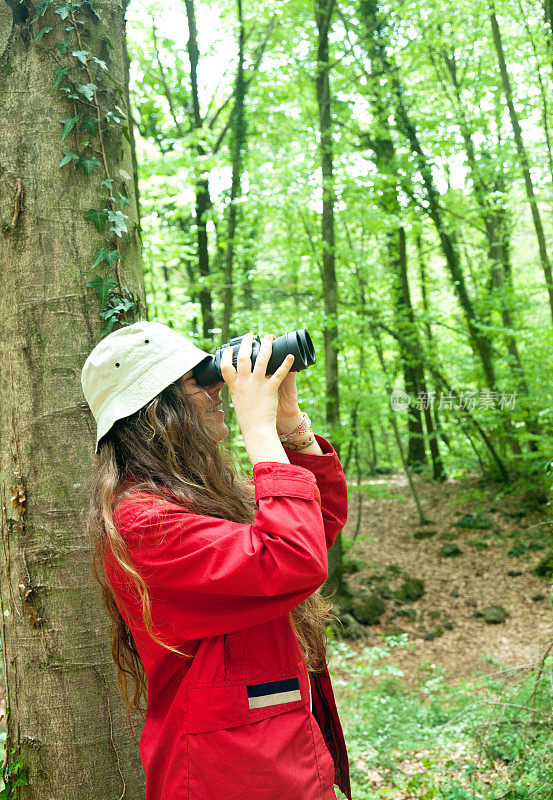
top-left (192, 329), bottom-right (316, 386)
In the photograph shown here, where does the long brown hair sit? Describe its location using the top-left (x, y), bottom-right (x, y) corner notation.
top-left (86, 376), bottom-right (336, 739)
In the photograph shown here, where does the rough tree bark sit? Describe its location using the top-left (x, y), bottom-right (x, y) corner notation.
top-left (0, 0), bottom-right (145, 796)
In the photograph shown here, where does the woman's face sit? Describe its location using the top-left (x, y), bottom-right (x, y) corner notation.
top-left (180, 370), bottom-right (229, 441)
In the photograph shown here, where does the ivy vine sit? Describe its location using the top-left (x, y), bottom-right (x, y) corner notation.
top-left (0, 746), bottom-right (28, 799)
top-left (31, 0), bottom-right (142, 337)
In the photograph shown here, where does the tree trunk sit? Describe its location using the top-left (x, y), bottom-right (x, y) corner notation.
top-left (221, 0), bottom-right (246, 348)
top-left (315, 0), bottom-right (343, 595)
top-left (0, 2), bottom-right (145, 797)
top-left (489, 4), bottom-right (553, 325)
top-left (416, 233), bottom-right (448, 478)
top-left (437, 45), bottom-right (539, 454)
top-left (184, 0), bottom-right (215, 341)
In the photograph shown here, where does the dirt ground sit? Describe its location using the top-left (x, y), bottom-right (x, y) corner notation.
top-left (334, 472), bottom-right (553, 693)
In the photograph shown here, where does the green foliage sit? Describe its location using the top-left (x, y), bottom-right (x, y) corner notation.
top-left (329, 641), bottom-right (553, 799)
top-left (0, 740), bottom-right (29, 800)
top-left (126, 0), bottom-right (553, 492)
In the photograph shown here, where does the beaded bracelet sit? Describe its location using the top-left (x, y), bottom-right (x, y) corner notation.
top-left (278, 412), bottom-right (316, 451)
top-left (283, 432), bottom-right (316, 451)
top-left (278, 412), bottom-right (311, 441)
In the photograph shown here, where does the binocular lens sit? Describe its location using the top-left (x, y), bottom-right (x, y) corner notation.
top-left (192, 329), bottom-right (316, 386)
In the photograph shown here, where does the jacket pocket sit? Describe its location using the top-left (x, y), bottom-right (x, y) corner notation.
top-left (186, 676), bottom-right (331, 800)
top-left (187, 675), bottom-right (304, 733)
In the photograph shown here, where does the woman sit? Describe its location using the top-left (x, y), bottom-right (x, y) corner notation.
top-left (81, 320), bottom-right (351, 800)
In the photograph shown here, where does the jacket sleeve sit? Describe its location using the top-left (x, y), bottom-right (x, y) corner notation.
top-left (108, 462), bottom-right (329, 641)
top-left (283, 434), bottom-right (348, 550)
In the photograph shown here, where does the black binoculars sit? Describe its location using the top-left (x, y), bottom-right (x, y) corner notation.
top-left (192, 329), bottom-right (316, 386)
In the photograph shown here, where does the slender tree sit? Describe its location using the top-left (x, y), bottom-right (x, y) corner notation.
top-left (315, 0), bottom-right (344, 594)
top-left (184, 0), bottom-right (216, 340)
top-left (489, 2), bottom-right (553, 326)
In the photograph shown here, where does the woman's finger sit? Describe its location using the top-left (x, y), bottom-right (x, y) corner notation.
top-left (252, 335), bottom-right (273, 376)
top-left (269, 353), bottom-right (295, 384)
top-left (220, 342), bottom-right (236, 385)
top-left (236, 332), bottom-right (254, 375)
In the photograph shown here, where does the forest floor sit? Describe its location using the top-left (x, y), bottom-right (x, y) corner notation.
top-left (335, 472), bottom-right (553, 692)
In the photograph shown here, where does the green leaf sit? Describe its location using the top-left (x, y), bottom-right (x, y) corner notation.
top-left (59, 150), bottom-right (78, 167)
top-left (85, 0), bottom-right (101, 18)
top-left (91, 247), bottom-right (110, 268)
top-left (91, 248), bottom-right (108, 269)
top-left (76, 83), bottom-right (97, 101)
top-left (104, 110), bottom-right (121, 125)
top-left (77, 155), bottom-right (100, 176)
top-left (55, 4), bottom-right (70, 19)
top-left (80, 116), bottom-right (99, 133)
top-left (34, 25), bottom-right (52, 41)
top-left (59, 114), bottom-right (79, 141)
top-left (104, 250), bottom-right (119, 267)
top-left (30, 0), bottom-right (51, 22)
top-left (53, 65), bottom-right (68, 88)
top-left (117, 191), bottom-right (131, 209)
top-left (84, 207), bottom-right (108, 232)
top-left (100, 177), bottom-right (114, 190)
top-left (92, 56), bottom-right (107, 71)
top-left (72, 49), bottom-right (89, 64)
top-left (121, 124), bottom-right (131, 144)
top-left (100, 315), bottom-right (118, 337)
top-left (85, 275), bottom-right (117, 308)
top-left (55, 40), bottom-right (69, 54)
top-left (106, 210), bottom-right (127, 237)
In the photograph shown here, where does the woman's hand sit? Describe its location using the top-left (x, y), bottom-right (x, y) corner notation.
top-left (220, 332), bottom-right (295, 438)
top-left (266, 334), bottom-right (304, 435)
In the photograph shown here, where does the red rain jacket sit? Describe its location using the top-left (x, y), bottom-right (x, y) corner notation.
top-left (104, 434), bottom-right (352, 800)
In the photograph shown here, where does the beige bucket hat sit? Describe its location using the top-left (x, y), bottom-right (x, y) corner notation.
top-left (81, 320), bottom-right (211, 452)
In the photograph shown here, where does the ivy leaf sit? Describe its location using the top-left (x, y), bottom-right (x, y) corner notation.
top-left (90, 248), bottom-right (119, 269)
top-left (59, 114), bottom-right (79, 141)
top-left (114, 104), bottom-right (126, 117)
top-left (55, 40), bottom-right (69, 54)
top-left (100, 297), bottom-right (133, 318)
top-left (84, 208), bottom-right (108, 232)
top-left (92, 56), bottom-right (107, 71)
top-left (105, 110), bottom-right (121, 125)
top-left (53, 65), bottom-right (68, 88)
top-left (85, 0), bottom-right (101, 18)
top-left (103, 250), bottom-right (119, 267)
top-left (59, 150), bottom-right (79, 167)
top-left (117, 191), bottom-right (131, 209)
top-left (85, 274), bottom-right (118, 308)
top-left (121, 124), bottom-right (131, 144)
top-left (34, 25), bottom-right (52, 41)
top-left (77, 83), bottom-right (97, 101)
top-left (77, 155), bottom-right (101, 176)
top-left (55, 4), bottom-right (70, 19)
top-left (72, 50), bottom-right (89, 65)
top-left (100, 314), bottom-right (119, 337)
top-left (100, 177), bottom-right (114, 190)
top-left (106, 210), bottom-right (128, 237)
top-left (30, 0), bottom-right (51, 22)
top-left (80, 116), bottom-right (99, 133)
